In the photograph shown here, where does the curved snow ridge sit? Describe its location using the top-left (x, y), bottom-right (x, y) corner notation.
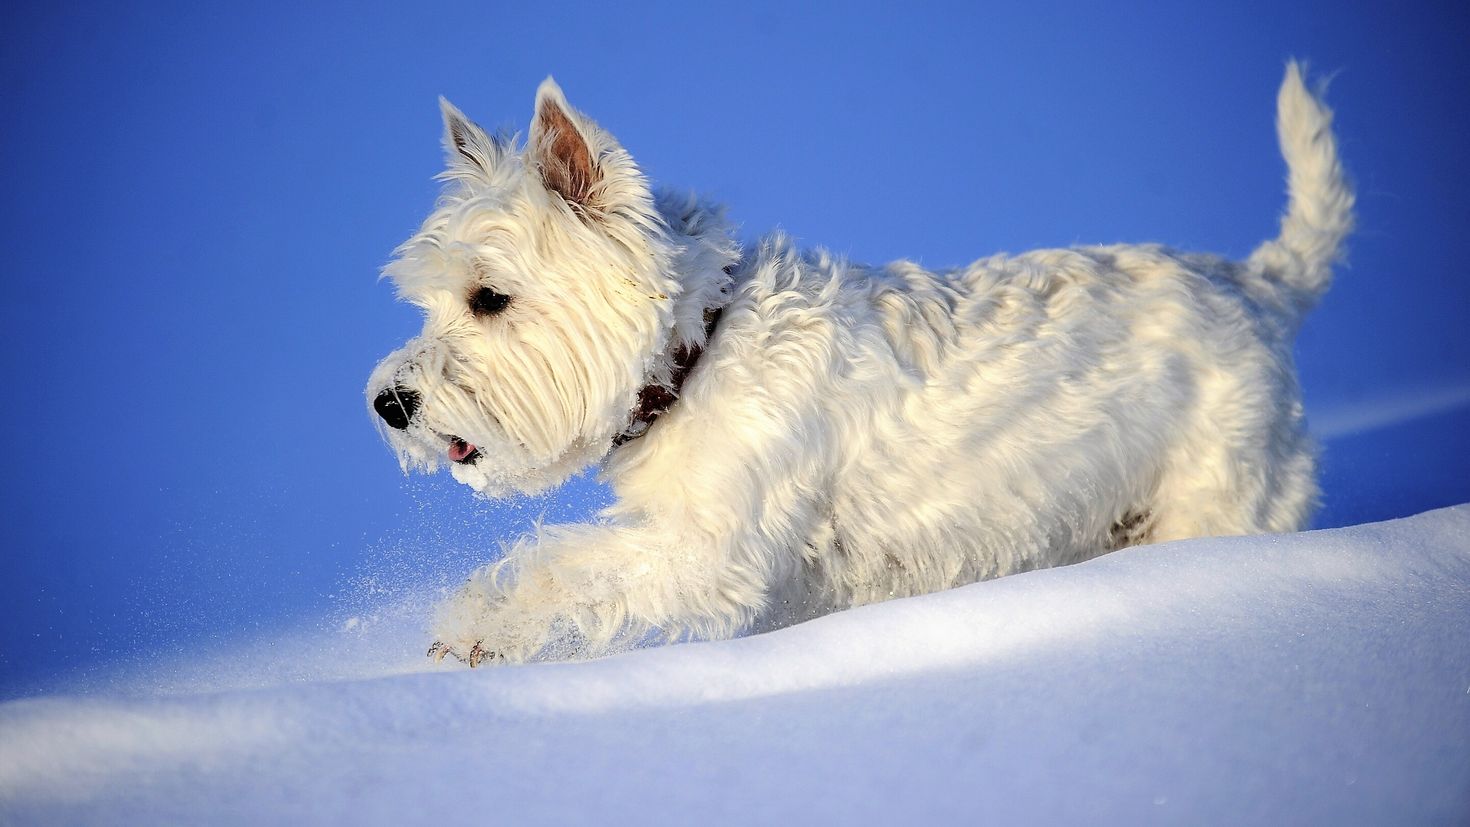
top-left (2, 505), bottom-right (1468, 823)
top-left (5, 505), bottom-right (1464, 719)
top-left (446, 502), bottom-right (1470, 715)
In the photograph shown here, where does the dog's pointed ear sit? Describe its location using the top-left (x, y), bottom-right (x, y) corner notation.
top-left (528, 77), bottom-right (601, 209)
top-left (440, 97), bottom-right (497, 176)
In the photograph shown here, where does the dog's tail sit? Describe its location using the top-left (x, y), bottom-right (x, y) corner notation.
top-left (1247, 61), bottom-right (1354, 320)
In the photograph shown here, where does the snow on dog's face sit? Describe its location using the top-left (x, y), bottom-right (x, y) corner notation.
top-left (367, 79), bottom-right (679, 496)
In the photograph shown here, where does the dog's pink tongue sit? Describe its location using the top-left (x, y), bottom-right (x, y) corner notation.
top-left (448, 439), bottom-right (477, 462)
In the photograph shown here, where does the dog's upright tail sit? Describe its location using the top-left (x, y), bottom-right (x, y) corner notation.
top-left (1248, 61), bottom-right (1354, 320)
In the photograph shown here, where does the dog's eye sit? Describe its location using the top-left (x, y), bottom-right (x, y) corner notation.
top-left (469, 286), bottom-right (512, 318)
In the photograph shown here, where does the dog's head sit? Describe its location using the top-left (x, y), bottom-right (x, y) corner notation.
top-left (367, 79), bottom-right (707, 496)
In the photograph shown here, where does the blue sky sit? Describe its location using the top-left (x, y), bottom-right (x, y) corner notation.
top-left (1, 1), bottom-right (1467, 695)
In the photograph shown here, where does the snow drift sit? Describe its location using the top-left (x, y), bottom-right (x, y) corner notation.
top-left (2, 505), bottom-right (1468, 825)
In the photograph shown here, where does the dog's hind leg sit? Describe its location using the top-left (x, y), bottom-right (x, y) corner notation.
top-left (1145, 398), bottom-right (1319, 543)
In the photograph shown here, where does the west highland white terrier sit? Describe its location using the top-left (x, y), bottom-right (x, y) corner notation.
top-left (368, 63), bottom-right (1352, 665)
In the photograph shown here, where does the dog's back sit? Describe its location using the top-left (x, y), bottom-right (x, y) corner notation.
top-left (712, 63), bottom-right (1354, 616)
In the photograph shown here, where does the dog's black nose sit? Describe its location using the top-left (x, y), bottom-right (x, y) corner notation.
top-left (374, 387), bottom-right (419, 430)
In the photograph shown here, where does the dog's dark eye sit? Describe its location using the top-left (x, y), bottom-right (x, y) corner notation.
top-left (469, 286), bottom-right (511, 318)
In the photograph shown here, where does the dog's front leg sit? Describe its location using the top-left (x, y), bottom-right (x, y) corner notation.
top-left (428, 519), bottom-right (773, 665)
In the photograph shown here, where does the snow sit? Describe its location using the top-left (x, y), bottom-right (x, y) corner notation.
top-left (3, 505), bottom-right (1468, 825)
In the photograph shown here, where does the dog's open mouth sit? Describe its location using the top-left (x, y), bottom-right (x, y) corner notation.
top-left (448, 437), bottom-right (481, 464)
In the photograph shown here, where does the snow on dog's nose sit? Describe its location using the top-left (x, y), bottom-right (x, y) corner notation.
top-left (373, 387), bottom-right (419, 430)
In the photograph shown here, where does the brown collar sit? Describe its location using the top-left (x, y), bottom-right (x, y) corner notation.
top-left (613, 307), bottom-right (723, 448)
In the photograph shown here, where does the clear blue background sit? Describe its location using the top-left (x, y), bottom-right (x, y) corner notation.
top-left (2, 0), bottom-right (1467, 696)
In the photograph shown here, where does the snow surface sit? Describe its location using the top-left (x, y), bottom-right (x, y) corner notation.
top-left (2, 505), bottom-right (1468, 825)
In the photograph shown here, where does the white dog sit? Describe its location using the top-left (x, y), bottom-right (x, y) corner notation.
top-left (368, 63), bottom-right (1352, 665)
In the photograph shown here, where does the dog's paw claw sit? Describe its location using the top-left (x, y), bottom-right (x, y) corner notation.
top-left (468, 642), bottom-right (504, 667)
top-left (427, 640), bottom-right (501, 667)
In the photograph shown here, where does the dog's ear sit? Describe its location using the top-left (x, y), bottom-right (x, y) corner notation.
top-left (528, 78), bottom-right (601, 210)
top-left (439, 97), bottom-right (498, 177)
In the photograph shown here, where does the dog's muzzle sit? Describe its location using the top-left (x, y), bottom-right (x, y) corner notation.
top-left (374, 387), bottom-right (419, 430)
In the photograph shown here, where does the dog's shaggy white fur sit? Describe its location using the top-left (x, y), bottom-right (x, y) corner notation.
top-left (368, 63), bottom-right (1352, 665)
